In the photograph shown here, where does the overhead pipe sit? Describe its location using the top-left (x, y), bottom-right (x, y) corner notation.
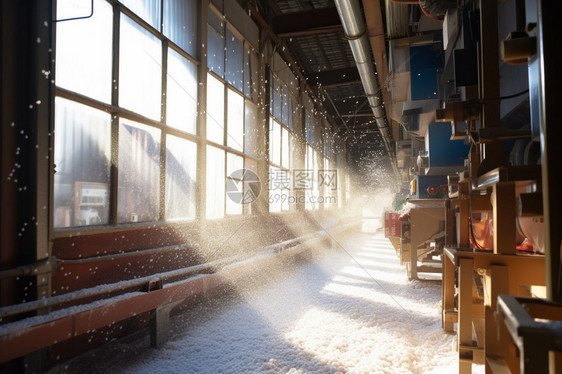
top-left (333, 0), bottom-right (400, 176)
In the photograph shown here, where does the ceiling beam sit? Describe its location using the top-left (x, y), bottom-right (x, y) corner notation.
top-left (271, 7), bottom-right (343, 37)
top-left (304, 67), bottom-right (361, 87)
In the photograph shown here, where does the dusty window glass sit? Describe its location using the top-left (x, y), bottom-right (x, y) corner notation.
top-left (305, 145), bottom-right (319, 211)
top-left (166, 135), bottom-right (197, 221)
top-left (281, 127), bottom-right (290, 169)
top-left (119, 0), bottom-right (161, 31)
top-left (56, 0), bottom-right (113, 103)
top-left (244, 101), bottom-right (259, 159)
top-left (250, 51), bottom-right (259, 102)
top-left (281, 85), bottom-right (289, 126)
top-left (226, 152), bottom-right (243, 215)
top-left (206, 145), bottom-right (225, 219)
top-left (118, 119), bottom-right (161, 223)
top-left (269, 166), bottom-right (282, 213)
top-left (167, 49), bottom-right (197, 134)
top-left (243, 47), bottom-right (251, 98)
top-left (119, 14), bottom-right (162, 121)
top-left (54, 98), bottom-right (111, 228)
top-left (244, 158), bottom-right (258, 215)
top-left (206, 73), bottom-right (225, 144)
top-left (225, 28), bottom-right (244, 91)
top-left (305, 111), bottom-right (314, 144)
top-left (269, 119), bottom-right (281, 166)
top-left (163, 0), bottom-right (197, 56)
top-left (271, 77), bottom-right (282, 120)
top-left (207, 25), bottom-right (224, 76)
top-left (227, 88), bottom-right (244, 152)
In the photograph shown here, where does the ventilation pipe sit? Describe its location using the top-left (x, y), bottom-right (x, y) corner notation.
top-left (334, 0), bottom-right (399, 176)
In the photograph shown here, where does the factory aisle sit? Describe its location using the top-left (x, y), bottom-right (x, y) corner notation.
top-left (48, 224), bottom-right (466, 374)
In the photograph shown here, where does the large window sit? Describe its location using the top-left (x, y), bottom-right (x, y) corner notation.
top-left (268, 74), bottom-right (295, 212)
top-left (53, 98), bottom-right (111, 227)
top-left (204, 7), bottom-right (259, 219)
top-left (54, 0), bottom-right (199, 228)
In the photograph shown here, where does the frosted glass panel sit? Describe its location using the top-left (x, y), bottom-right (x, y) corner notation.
top-left (244, 101), bottom-right (259, 159)
top-left (120, 0), bottom-right (161, 31)
top-left (269, 119), bottom-right (281, 166)
top-left (206, 146), bottom-right (225, 219)
top-left (268, 166), bottom-right (281, 213)
top-left (225, 28), bottom-right (243, 91)
top-left (167, 49), bottom-right (197, 134)
top-left (119, 14), bottom-right (162, 120)
top-left (227, 89), bottom-right (244, 152)
top-left (226, 153), bottom-right (243, 215)
top-left (281, 85), bottom-right (289, 125)
top-left (163, 0), bottom-right (197, 56)
top-left (305, 111), bottom-right (314, 144)
top-left (243, 47), bottom-right (251, 98)
top-left (226, 152), bottom-right (244, 176)
top-left (207, 25), bottom-right (224, 77)
top-left (166, 135), bottom-right (197, 220)
top-left (206, 74), bottom-right (225, 144)
top-left (56, 0), bottom-right (112, 103)
top-left (281, 127), bottom-right (290, 169)
top-left (54, 97), bottom-right (111, 228)
top-left (118, 120), bottom-right (161, 223)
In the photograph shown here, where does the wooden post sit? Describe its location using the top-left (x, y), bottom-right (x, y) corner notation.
top-left (458, 258), bottom-right (474, 374)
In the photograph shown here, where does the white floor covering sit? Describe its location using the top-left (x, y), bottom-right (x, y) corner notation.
top-left (49, 225), bottom-right (485, 373)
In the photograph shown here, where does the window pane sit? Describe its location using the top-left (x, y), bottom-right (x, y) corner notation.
top-left (272, 78), bottom-right (282, 120)
top-left (54, 98), bottom-right (111, 228)
top-left (244, 101), bottom-right (260, 159)
top-left (206, 74), bottom-right (225, 144)
top-left (243, 47), bottom-right (251, 98)
top-left (207, 26), bottom-right (224, 76)
top-left (288, 96), bottom-right (294, 130)
top-left (225, 28), bottom-right (243, 91)
top-left (163, 0), bottom-right (197, 56)
top-left (119, 0), bottom-right (161, 31)
top-left (119, 14), bottom-right (162, 120)
top-left (281, 127), bottom-right (290, 169)
top-left (281, 85), bottom-right (289, 125)
top-left (206, 145), bottom-right (225, 219)
top-left (226, 153), bottom-right (244, 215)
top-left (269, 166), bottom-right (282, 213)
top-left (56, 0), bottom-right (112, 103)
top-left (167, 49), bottom-right (197, 134)
top-left (166, 135), bottom-right (197, 221)
top-left (226, 152), bottom-right (244, 176)
top-left (118, 120), bottom-right (161, 223)
top-left (243, 158), bottom-right (257, 215)
top-left (207, 8), bottom-right (223, 33)
top-left (227, 89), bottom-right (244, 152)
top-left (269, 119), bottom-right (281, 166)
top-left (305, 111), bottom-right (314, 144)
top-left (250, 51), bottom-right (259, 102)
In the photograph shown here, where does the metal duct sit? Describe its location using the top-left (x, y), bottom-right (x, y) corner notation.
top-left (334, 0), bottom-right (399, 175)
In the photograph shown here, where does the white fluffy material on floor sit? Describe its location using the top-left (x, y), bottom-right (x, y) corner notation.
top-left (50, 230), bottom-right (485, 374)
